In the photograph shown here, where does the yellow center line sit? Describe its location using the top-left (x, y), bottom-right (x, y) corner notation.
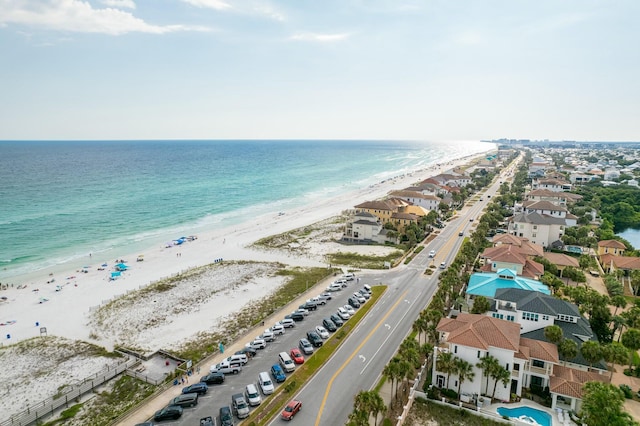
top-left (314, 289), bottom-right (410, 426)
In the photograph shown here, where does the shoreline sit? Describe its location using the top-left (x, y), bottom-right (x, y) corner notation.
top-left (0, 151), bottom-right (489, 349)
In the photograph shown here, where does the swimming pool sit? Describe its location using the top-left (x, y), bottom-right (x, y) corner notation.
top-left (497, 406), bottom-right (552, 426)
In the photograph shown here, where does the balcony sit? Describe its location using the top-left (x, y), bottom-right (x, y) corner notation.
top-left (527, 365), bottom-right (549, 376)
top-left (511, 369), bottom-right (520, 378)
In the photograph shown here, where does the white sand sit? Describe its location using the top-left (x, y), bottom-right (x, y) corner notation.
top-left (0, 152), bottom-right (488, 421)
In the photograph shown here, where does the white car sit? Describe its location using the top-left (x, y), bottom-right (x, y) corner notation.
top-left (343, 305), bottom-right (356, 316)
top-left (326, 284), bottom-right (341, 292)
top-left (271, 323), bottom-right (285, 335)
top-left (261, 329), bottom-right (275, 342)
top-left (429, 250), bottom-right (436, 258)
top-left (246, 337), bottom-right (266, 350)
top-left (337, 307), bottom-right (350, 320)
top-left (310, 296), bottom-right (326, 306)
top-left (295, 308), bottom-right (309, 316)
top-left (280, 318), bottom-right (295, 328)
top-left (334, 279), bottom-right (348, 288)
top-left (315, 325), bottom-right (329, 339)
top-left (352, 293), bottom-right (366, 303)
top-left (342, 273), bottom-right (356, 281)
top-left (319, 292), bottom-right (333, 300)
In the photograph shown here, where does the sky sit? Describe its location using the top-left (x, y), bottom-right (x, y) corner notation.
top-left (0, 0), bottom-right (638, 141)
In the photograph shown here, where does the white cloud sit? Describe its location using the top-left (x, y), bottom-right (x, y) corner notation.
top-left (101, 0), bottom-right (136, 9)
top-left (253, 4), bottom-right (285, 22)
top-left (0, 0), bottom-right (209, 35)
top-left (291, 32), bottom-right (351, 42)
top-left (181, 0), bottom-right (231, 10)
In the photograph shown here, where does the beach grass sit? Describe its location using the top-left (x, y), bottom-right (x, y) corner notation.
top-left (252, 215), bottom-right (347, 252)
top-left (244, 285), bottom-right (386, 425)
top-left (326, 250), bottom-right (404, 269)
top-left (406, 397), bottom-right (505, 426)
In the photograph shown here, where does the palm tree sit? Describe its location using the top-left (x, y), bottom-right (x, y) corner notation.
top-left (396, 358), bottom-right (414, 401)
top-left (603, 342), bottom-right (630, 381)
top-left (455, 358), bottom-right (475, 400)
top-left (436, 351), bottom-right (457, 389)
top-left (544, 325), bottom-right (563, 344)
top-left (476, 355), bottom-right (500, 396)
top-left (369, 391), bottom-right (386, 426)
top-left (420, 342), bottom-right (434, 366)
top-left (382, 362), bottom-right (399, 402)
top-left (558, 338), bottom-right (578, 365)
top-left (490, 365), bottom-right (510, 402)
top-left (581, 341), bottom-right (603, 371)
top-left (611, 295), bottom-right (628, 316)
top-left (413, 316), bottom-right (428, 344)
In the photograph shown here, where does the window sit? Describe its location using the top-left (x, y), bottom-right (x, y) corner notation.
top-left (477, 351), bottom-right (481, 359)
top-left (533, 225), bottom-right (538, 230)
top-left (522, 312), bottom-right (539, 322)
top-left (506, 315), bottom-right (515, 322)
top-left (492, 313), bottom-right (504, 320)
top-left (542, 315), bottom-right (549, 321)
top-left (557, 314), bottom-right (576, 323)
top-left (454, 345), bottom-right (457, 354)
top-left (532, 359), bottom-right (545, 368)
top-left (506, 363), bottom-right (509, 371)
top-left (532, 233), bottom-right (537, 238)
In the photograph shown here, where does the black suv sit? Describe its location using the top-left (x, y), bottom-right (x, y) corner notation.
top-left (322, 318), bottom-right (337, 332)
top-left (286, 312), bottom-right (304, 322)
top-left (182, 382), bottom-right (208, 395)
top-left (219, 405), bottom-right (234, 426)
top-left (300, 301), bottom-right (317, 311)
top-left (154, 405), bottom-right (183, 421)
top-left (330, 313), bottom-right (344, 326)
top-left (306, 331), bottom-right (323, 347)
top-left (200, 372), bottom-right (225, 385)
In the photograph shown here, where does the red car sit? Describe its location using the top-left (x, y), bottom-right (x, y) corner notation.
top-left (281, 399), bottom-right (302, 421)
top-left (290, 348), bottom-right (305, 364)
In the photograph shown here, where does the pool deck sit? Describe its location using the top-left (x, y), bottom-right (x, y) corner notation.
top-left (488, 400), bottom-right (576, 426)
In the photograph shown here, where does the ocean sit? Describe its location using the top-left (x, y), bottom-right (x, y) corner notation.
top-left (0, 140), bottom-right (494, 281)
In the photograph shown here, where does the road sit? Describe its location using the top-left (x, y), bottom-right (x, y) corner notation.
top-left (149, 163), bottom-right (515, 426)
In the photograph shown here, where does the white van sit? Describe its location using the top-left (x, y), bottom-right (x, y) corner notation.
top-left (258, 371), bottom-right (274, 395)
top-left (363, 284), bottom-right (372, 293)
top-left (279, 352), bottom-right (295, 373)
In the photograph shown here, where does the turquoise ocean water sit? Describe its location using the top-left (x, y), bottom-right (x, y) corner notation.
top-left (0, 140), bottom-right (494, 280)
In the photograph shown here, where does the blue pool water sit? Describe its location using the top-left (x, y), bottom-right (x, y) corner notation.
top-left (497, 406), bottom-right (552, 426)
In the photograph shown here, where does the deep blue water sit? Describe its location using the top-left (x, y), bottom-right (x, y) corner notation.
top-left (0, 140), bottom-right (493, 279)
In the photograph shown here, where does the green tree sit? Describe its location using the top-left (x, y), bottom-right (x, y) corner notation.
top-left (436, 352), bottom-right (457, 389)
top-left (611, 295), bottom-right (628, 316)
top-left (471, 295), bottom-right (491, 314)
top-left (603, 342), bottom-right (630, 381)
top-left (558, 339), bottom-right (578, 365)
top-left (621, 328), bottom-right (640, 369)
top-left (580, 341), bottom-right (603, 371)
top-left (476, 355), bottom-right (500, 396)
top-left (348, 391), bottom-right (372, 426)
top-left (544, 325), bottom-right (563, 344)
top-left (369, 391), bottom-right (386, 426)
top-left (490, 365), bottom-right (510, 402)
top-left (454, 358), bottom-right (475, 400)
top-left (581, 381), bottom-right (638, 426)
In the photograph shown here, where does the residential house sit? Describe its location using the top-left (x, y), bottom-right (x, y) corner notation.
top-left (522, 200), bottom-right (578, 227)
top-left (541, 252), bottom-right (580, 277)
top-left (508, 212), bottom-right (567, 248)
top-left (524, 189), bottom-right (583, 207)
top-left (599, 253), bottom-right (640, 275)
top-left (342, 211), bottom-right (386, 244)
top-left (531, 178), bottom-right (572, 192)
top-left (466, 269), bottom-right (550, 304)
top-left (389, 211), bottom-right (419, 233)
top-left (479, 245), bottom-right (544, 280)
top-left (597, 240), bottom-right (626, 256)
top-left (354, 199), bottom-right (406, 224)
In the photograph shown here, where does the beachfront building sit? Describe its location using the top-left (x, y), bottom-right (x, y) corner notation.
top-left (388, 190), bottom-right (441, 211)
top-left (354, 200), bottom-right (404, 225)
top-left (343, 211), bottom-right (386, 244)
top-left (465, 269), bottom-right (550, 306)
top-left (432, 314), bottom-right (559, 403)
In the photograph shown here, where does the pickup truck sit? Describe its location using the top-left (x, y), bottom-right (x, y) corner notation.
top-left (210, 361), bottom-right (242, 375)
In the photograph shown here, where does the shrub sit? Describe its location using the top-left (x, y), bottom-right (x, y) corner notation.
top-left (620, 384), bottom-right (633, 399)
top-left (440, 388), bottom-right (458, 400)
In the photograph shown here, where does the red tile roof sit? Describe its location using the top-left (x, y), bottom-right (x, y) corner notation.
top-left (437, 314), bottom-right (520, 352)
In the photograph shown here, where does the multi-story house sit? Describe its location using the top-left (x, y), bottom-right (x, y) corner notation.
top-left (597, 239), bottom-right (626, 256)
top-left (465, 268), bottom-right (550, 304)
top-left (388, 190), bottom-right (440, 211)
top-left (342, 211), bottom-right (386, 243)
top-left (531, 178), bottom-right (572, 192)
top-left (479, 244), bottom-right (544, 280)
top-left (508, 212), bottom-right (567, 248)
top-left (524, 189), bottom-right (583, 207)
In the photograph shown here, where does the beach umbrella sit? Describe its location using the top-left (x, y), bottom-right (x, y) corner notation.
top-left (111, 271), bottom-right (121, 277)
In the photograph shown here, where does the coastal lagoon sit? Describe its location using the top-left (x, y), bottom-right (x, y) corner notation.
top-left (617, 227), bottom-right (640, 250)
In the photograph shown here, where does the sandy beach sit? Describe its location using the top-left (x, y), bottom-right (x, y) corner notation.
top-left (0, 152), bottom-right (487, 421)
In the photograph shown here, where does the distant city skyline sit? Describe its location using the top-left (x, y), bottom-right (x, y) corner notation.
top-left (0, 1), bottom-right (638, 141)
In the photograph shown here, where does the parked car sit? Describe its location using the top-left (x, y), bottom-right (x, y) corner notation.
top-left (294, 308), bottom-right (309, 316)
top-left (326, 283), bottom-right (341, 292)
top-left (246, 337), bottom-right (267, 350)
top-left (259, 371), bottom-right (275, 394)
top-left (272, 323), bottom-right (285, 335)
top-left (226, 354), bottom-right (248, 365)
top-left (337, 307), bottom-right (350, 320)
top-left (235, 346), bottom-right (257, 358)
top-left (281, 399), bottom-right (302, 421)
top-left (343, 304), bottom-right (356, 315)
top-left (199, 416), bottom-right (215, 426)
top-left (315, 325), bottom-right (329, 339)
top-left (342, 273), bottom-right (356, 281)
top-left (200, 371), bottom-right (225, 385)
top-left (154, 405), bottom-right (183, 421)
top-left (330, 313), bottom-right (344, 326)
top-left (352, 293), bottom-right (366, 303)
top-left (182, 382), bottom-right (208, 395)
top-left (299, 338), bottom-right (314, 354)
top-left (322, 318), bottom-right (337, 332)
top-left (271, 364), bottom-right (286, 383)
top-left (169, 393), bottom-right (199, 408)
top-left (245, 383), bottom-right (262, 406)
top-left (219, 405), bottom-right (234, 426)
top-left (280, 318), bottom-right (296, 328)
top-left (261, 329), bottom-right (275, 342)
top-left (334, 279), bottom-right (348, 287)
top-left (306, 331), bottom-right (323, 347)
top-left (285, 312), bottom-right (305, 322)
top-left (348, 297), bottom-right (361, 309)
top-left (290, 348), bottom-right (305, 364)
top-left (300, 300), bottom-right (317, 311)
top-left (358, 289), bottom-right (370, 299)
top-left (311, 296), bottom-right (326, 305)
top-left (319, 292), bottom-right (333, 300)
top-left (231, 393), bottom-right (250, 419)
top-left (210, 361), bottom-right (242, 375)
